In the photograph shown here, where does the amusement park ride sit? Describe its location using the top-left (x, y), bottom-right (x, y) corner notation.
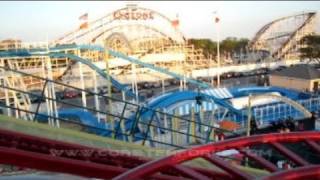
top-left (0, 4), bottom-right (319, 179)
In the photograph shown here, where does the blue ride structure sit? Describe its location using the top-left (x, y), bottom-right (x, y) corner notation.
top-left (0, 47), bottom-right (136, 98)
top-left (0, 44), bottom-right (318, 147)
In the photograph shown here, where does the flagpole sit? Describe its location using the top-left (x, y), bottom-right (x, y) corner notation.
top-left (171, 14), bottom-right (184, 91)
top-left (214, 12), bottom-right (221, 88)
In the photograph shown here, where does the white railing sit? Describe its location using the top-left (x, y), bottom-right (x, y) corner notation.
top-left (253, 97), bottom-right (320, 126)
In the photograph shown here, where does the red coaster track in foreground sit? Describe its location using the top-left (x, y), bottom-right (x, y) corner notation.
top-left (0, 128), bottom-right (319, 179)
top-left (114, 131), bottom-right (320, 180)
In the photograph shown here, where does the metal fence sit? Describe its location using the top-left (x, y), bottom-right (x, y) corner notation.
top-left (253, 97), bottom-right (320, 126)
top-left (0, 66), bottom-right (238, 149)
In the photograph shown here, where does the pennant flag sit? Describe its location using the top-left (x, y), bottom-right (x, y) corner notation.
top-left (171, 20), bottom-right (179, 27)
top-left (79, 22), bottom-right (88, 29)
top-left (215, 17), bottom-right (220, 23)
top-left (79, 13), bottom-right (88, 21)
top-left (171, 14), bottom-right (179, 28)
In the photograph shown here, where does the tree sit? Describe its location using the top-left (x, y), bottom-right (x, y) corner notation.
top-left (221, 37), bottom-right (249, 54)
top-left (188, 37), bottom-right (249, 59)
top-left (299, 35), bottom-right (320, 62)
top-left (188, 39), bottom-right (217, 58)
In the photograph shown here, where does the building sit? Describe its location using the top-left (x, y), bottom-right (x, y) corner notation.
top-left (0, 39), bottom-right (22, 50)
top-left (270, 64), bottom-right (320, 92)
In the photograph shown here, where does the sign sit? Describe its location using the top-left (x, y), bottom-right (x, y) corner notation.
top-left (113, 8), bottom-right (154, 21)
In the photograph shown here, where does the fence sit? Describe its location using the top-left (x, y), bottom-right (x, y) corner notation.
top-left (0, 66), bottom-right (238, 149)
top-left (253, 97), bottom-right (320, 126)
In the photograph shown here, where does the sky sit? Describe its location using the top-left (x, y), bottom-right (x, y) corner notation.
top-left (0, 1), bottom-right (319, 42)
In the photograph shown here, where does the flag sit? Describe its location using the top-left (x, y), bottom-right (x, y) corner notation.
top-left (215, 17), bottom-right (220, 23)
top-left (79, 22), bottom-right (88, 29)
top-left (79, 13), bottom-right (88, 29)
top-left (171, 14), bottom-right (179, 28)
top-left (79, 13), bottom-right (88, 21)
top-left (213, 11), bottom-right (219, 23)
top-left (171, 20), bottom-right (179, 27)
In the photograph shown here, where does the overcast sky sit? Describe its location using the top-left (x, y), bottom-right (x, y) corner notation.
top-left (0, 1), bottom-right (319, 42)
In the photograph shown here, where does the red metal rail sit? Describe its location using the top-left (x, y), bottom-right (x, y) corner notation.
top-left (0, 128), bottom-right (319, 179)
top-left (0, 128), bottom-right (147, 179)
top-left (0, 128), bottom-right (230, 179)
top-left (261, 165), bottom-right (320, 180)
top-left (114, 131), bottom-right (320, 180)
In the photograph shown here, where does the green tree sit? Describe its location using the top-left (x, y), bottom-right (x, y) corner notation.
top-left (221, 37), bottom-right (238, 52)
top-left (300, 35), bottom-right (320, 61)
top-left (188, 37), bottom-right (249, 58)
top-left (221, 37), bottom-right (249, 53)
top-left (188, 39), bottom-right (217, 58)
top-left (235, 38), bottom-right (250, 52)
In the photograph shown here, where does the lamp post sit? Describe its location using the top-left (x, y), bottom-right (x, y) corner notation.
top-left (104, 41), bottom-right (113, 125)
top-left (247, 94), bottom-right (252, 137)
top-left (214, 12), bottom-right (221, 88)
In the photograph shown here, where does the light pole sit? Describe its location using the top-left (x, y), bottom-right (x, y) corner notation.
top-left (247, 94), bottom-right (252, 137)
top-left (104, 41), bottom-right (113, 125)
top-left (214, 12), bottom-right (221, 88)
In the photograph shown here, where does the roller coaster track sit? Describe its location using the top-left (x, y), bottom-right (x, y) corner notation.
top-left (0, 126), bottom-right (319, 179)
top-left (0, 128), bottom-right (147, 179)
top-left (0, 44), bottom-right (212, 102)
top-left (49, 52), bottom-right (134, 97)
top-left (250, 11), bottom-right (316, 47)
top-left (0, 66), bottom-right (242, 148)
top-left (134, 87), bottom-right (313, 130)
top-left (56, 6), bottom-right (186, 44)
top-left (115, 131), bottom-right (320, 180)
top-left (107, 49), bottom-right (211, 89)
top-left (1, 63), bottom-right (317, 150)
top-left (249, 11), bottom-right (317, 59)
top-left (1, 45), bottom-right (314, 124)
top-left (273, 12), bottom-right (317, 59)
top-left (1, 46), bottom-right (315, 122)
top-left (0, 127), bottom-right (236, 179)
top-left (49, 45), bottom-right (211, 89)
top-left (0, 48), bottom-right (136, 97)
top-left (250, 93), bottom-right (312, 118)
top-left (134, 90), bottom-right (244, 123)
